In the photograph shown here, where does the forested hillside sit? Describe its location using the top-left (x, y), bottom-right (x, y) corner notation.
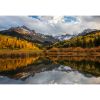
top-left (54, 31), bottom-right (100, 48)
top-left (0, 34), bottom-right (39, 50)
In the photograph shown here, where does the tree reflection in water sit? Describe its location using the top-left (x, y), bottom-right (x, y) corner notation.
top-left (0, 55), bottom-right (100, 83)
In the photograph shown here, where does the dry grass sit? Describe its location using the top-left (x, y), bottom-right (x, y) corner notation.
top-left (0, 49), bottom-right (43, 58)
top-left (45, 46), bottom-right (100, 56)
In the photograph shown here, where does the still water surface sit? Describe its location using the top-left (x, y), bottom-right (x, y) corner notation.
top-left (0, 55), bottom-right (100, 84)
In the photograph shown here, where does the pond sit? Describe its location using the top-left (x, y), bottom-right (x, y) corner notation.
top-left (0, 55), bottom-right (100, 84)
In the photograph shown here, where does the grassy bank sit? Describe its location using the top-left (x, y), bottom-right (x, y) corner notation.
top-left (45, 47), bottom-right (100, 56)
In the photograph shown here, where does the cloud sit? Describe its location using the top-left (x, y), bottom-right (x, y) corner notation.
top-left (0, 16), bottom-right (100, 36)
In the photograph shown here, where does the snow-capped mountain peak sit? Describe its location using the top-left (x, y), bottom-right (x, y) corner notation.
top-left (55, 34), bottom-right (74, 40)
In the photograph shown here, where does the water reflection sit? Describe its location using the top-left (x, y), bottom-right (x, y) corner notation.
top-left (48, 56), bottom-right (100, 77)
top-left (0, 56), bottom-right (39, 71)
top-left (0, 55), bottom-right (100, 84)
top-left (0, 56), bottom-right (60, 81)
top-left (24, 71), bottom-right (100, 84)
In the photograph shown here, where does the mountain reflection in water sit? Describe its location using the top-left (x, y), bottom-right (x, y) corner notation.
top-left (0, 55), bottom-right (100, 84)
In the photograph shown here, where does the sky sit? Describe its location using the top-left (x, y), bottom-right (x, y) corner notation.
top-left (0, 16), bottom-right (100, 36)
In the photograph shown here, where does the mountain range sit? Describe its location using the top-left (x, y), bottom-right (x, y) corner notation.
top-left (55, 34), bottom-right (74, 40)
top-left (53, 29), bottom-right (100, 48)
top-left (0, 26), bottom-right (100, 50)
top-left (0, 26), bottom-right (59, 46)
top-left (78, 29), bottom-right (99, 36)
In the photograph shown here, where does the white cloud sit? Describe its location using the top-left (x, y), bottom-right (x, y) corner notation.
top-left (0, 16), bottom-right (100, 36)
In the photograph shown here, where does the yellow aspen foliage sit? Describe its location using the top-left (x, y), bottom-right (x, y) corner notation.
top-left (0, 34), bottom-right (39, 50)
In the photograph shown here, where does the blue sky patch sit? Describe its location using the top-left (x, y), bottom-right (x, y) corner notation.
top-left (64, 16), bottom-right (77, 23)
top-left (29, 16), bottom-right (40, 20)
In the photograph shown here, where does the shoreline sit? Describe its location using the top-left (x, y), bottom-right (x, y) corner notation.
top-left (0, 47), bottom-right (100, 58)
top-left (0, 49), bottom-right (43, 58)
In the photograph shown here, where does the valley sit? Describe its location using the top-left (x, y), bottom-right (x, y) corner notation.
top-left (0, 26), bottom-right (100, 57)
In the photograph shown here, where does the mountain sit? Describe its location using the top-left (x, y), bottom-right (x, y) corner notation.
top-left (0, 26), bottom-right (59, 46)
top-left (55, 34), bottom-right (74, 40)
top-left (78, 29), bottom-right (99, 36)
top-left (53, 30), bottom-right (100, 48)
